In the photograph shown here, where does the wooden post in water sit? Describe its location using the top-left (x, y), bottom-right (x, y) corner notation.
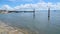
top-left (48, 8), bottom-right (50, 20)
top-left (30, 4), bottom-right (35, 19)
top-left (33, 9), bottom-right (35, 19)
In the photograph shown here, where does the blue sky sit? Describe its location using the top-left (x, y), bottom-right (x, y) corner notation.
top-left (0, 0), bottom-right (60, 7)
top-left (44, 0), bottom-right (60, 3)
top-left (0, 0), bottom-right (60, 10)
top-left (0, 0), bottom-right (39, 7)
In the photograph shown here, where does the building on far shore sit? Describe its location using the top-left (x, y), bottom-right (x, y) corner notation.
top-left (0, 10), bottom-right (8, 14)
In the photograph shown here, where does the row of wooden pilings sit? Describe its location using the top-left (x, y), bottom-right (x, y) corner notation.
top-left (33, 8), bottom-right (50, 20)
top-left (0, 8), bottom-right (50, 20)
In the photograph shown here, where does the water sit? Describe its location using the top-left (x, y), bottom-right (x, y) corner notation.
top-left (0, 10), bottom-right (60, 34)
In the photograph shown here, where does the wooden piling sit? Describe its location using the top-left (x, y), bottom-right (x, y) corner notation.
top-left (48, 8), bottom-right (50, 20)
top-left (33, 9), bottom-right (35, 19)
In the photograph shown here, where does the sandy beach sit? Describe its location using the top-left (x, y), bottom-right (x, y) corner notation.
top-left (0, 21), bottom-right (37, 34)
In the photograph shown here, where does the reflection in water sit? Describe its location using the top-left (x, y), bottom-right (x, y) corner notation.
top-left (33, 12), bottom-right (35, 19)
top-left (48, 17), bottom-right (50, 21)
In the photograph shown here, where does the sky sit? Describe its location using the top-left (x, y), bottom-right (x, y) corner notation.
top-left (0, 0), bottom-right (60, 10)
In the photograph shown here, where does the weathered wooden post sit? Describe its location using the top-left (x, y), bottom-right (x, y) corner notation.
top-left (48, 8), bottom-right (50, 20)
top-left (33, 9), bottom-right (35, 19)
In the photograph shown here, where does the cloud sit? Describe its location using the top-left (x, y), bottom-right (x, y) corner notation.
top-left (0, 2), bottom-right (60, 10)
top-left (13, 2), bottom-right (48, 10)
top-left (13, 2), bottom-right (60, 10)
top-left (8, 0), bottom-right (33, 2)
top-left (47, 2), bottom-right (60, 10)
top-left (17, 2), bottom-right (60, 10)
top-left (0, 5), bottom-right (13, 10)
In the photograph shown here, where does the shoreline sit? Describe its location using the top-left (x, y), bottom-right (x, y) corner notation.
top-left (0, 21), bottom-right (37, 34)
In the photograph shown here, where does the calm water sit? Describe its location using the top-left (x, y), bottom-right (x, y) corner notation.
top-left (0, 10), bottom-right (60, 34)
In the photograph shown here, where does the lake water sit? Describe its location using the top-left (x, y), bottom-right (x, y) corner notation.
top-left (0, 10), bottom-right (60, 34)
